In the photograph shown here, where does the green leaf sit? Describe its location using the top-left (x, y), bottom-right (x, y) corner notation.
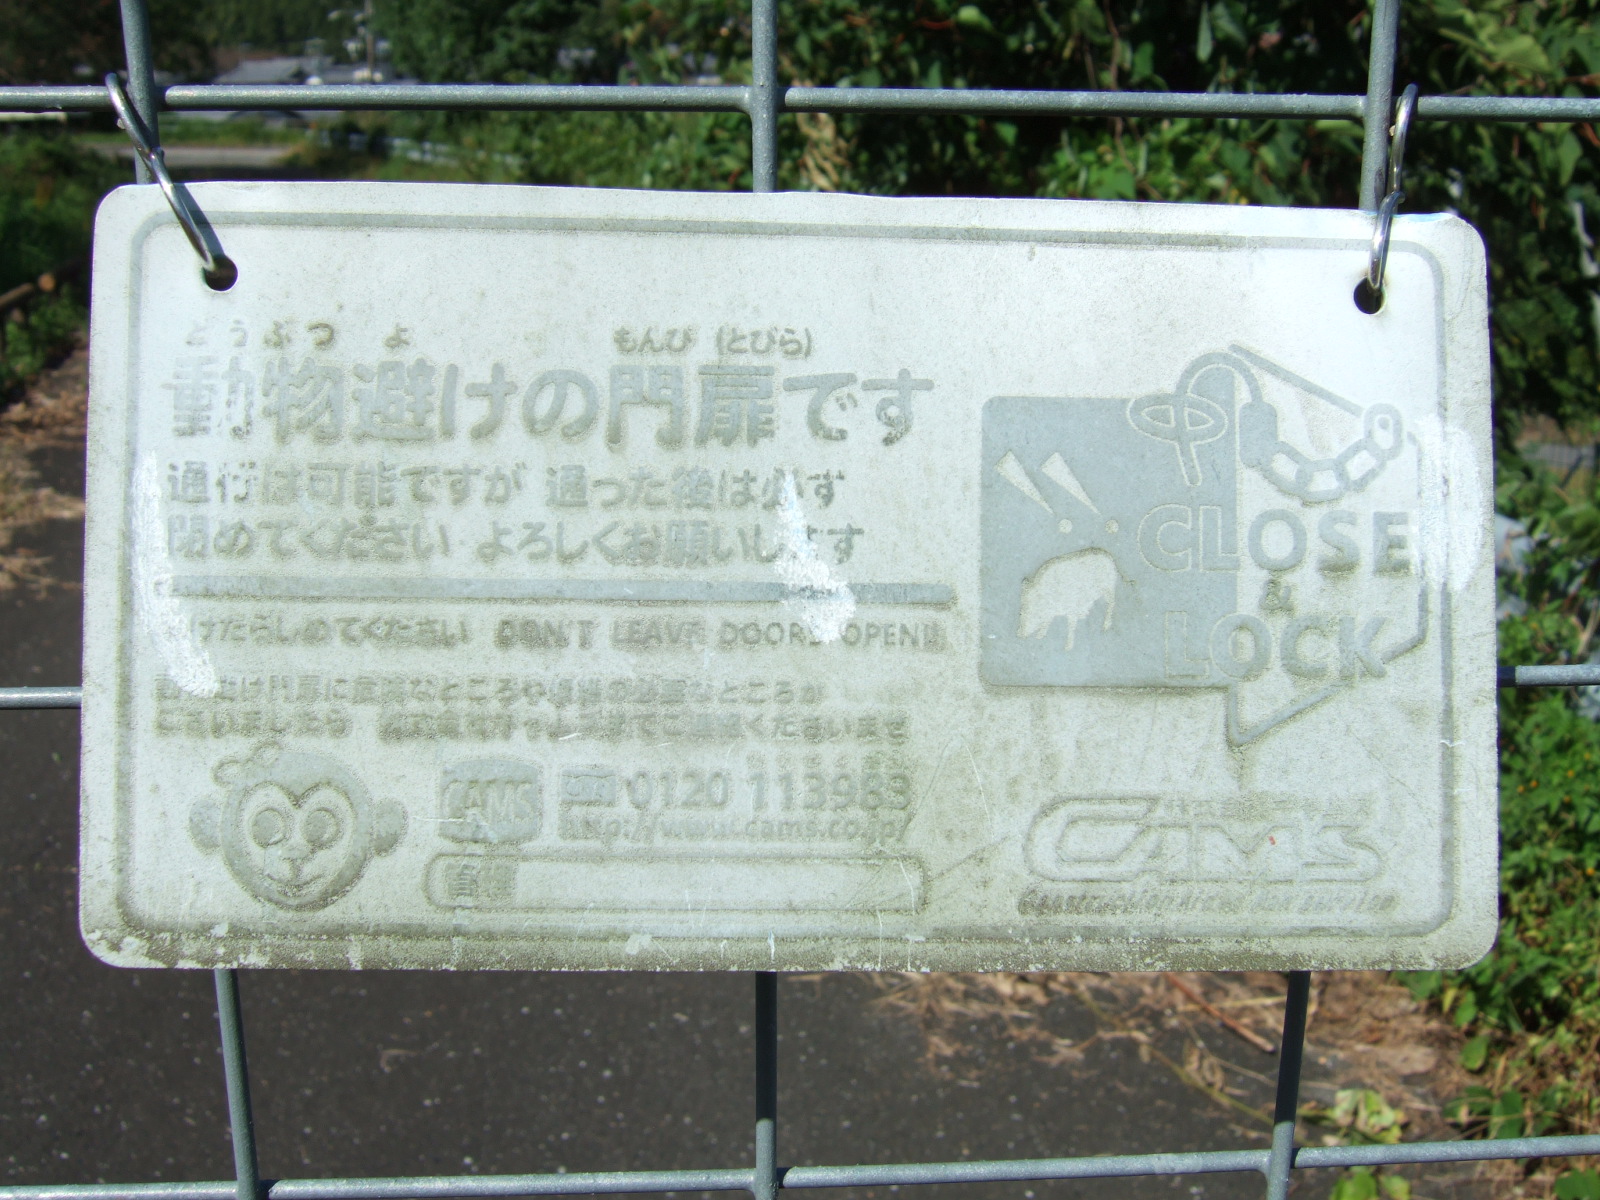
top-left (1578, 39), bottom-right (1600, 76)
top-left (954, 5), bottom-right (993, 33)
top-left (1380, 1175), bottom-right (1412, 1200)
top-left (1085, 163), bottom-right (1136, 200)
top-left (1489, 1090), bottom-right (1526, 1140)
top-left (1196, 6), bottom-right (1213, 63)
top-left (1399, 971), bottom-right (1441, 1002)
top-left (1331, 1168), bottom-right (1379, 1200)
top-left (1555, 1170), bottom-right (1600, 1200)
top-left (1558, 132), bottom-right (1582, 187)
top-left (1208, 2), bottom-right (1246, 48)
top-left (1488, 32), bottom-right (1554, 76)
top-left (1459, 1034), bottom-right (1490, 1071)
top-left (1130, 41), bottom-right (1154, 83)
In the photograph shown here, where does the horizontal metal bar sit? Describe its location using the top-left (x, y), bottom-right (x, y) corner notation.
top-left (169, 84), bottom-right (750, 114)
top-left (781, 1150), bottom-right (1268, 1187)
top-left (784, 87), bottom-right (1364, 119)
top-left (0, 1189), bottom-right (235, 1200)
top-left (1297, 1134), bottom-right (1600, 1169)
top-left (0, 84), bottom-right (748, 114)
top-left (0, 686), bottom-right (83, 709)
top-left (2, 84), bottom-right (1598, 122)
top-left (1419, 95), bottom-right (1600, 123)
top-left (0, 85), bottom-right (111, 111)
top-left (0, 1172), bottom-right (755, 1200)
top-left (1498, 665), bottom-right (1600, 687)
top-left (0, 669), bottom-right (1583, 713)
top-left (272, 1171), bottom-right (755, 1198)
top-left (3, 1136), bottom-right (1597, 1200)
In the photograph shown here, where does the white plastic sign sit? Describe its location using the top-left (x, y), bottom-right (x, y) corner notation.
top-left (81, 183), bottom-right (1496, 971)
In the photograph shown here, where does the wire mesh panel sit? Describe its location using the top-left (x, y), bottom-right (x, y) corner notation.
top-left (2, 0), bottom-right (1599, 1194)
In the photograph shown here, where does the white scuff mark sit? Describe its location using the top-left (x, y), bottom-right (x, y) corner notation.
top-left (1412, 418), bottom-right (1487, 595)
top-left (131, 456), bottom-right (218, 697)
top-left (772, 471), bottom-right (855, 641)
top-left (1413, 427), bottom-right (1447, 587)
top-left (624, 932), bottom-right (653, 956)
top-left (963, 741), bottom-right (994, 821)
top-left (895, 858), bottom-right (919, 909)
top-left (1443, 424), bottom-right (1489, 594)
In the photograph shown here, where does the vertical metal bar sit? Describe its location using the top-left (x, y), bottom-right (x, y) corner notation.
top-left (214, 969), bottom-right (265, 1200)
top-left (1263, 972), bottom-right (1312, 1200)
top-left (1358, 0), bottom-right (1402, 211)
top-left (753, 973), bottom-right (779, 1200)
top-left (748, 0), bottom-right (780, 192)
top-left (117, 0), bottom-right (159, 183)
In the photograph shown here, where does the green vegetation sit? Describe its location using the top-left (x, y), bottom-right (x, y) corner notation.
top-left (125, 116), bottom-right (310, 145)
top-left (0, 130), bottom-right (121, 393)
top-left (0, 0), bottom-right (210, 85)
top-left (1395, 451), bottom-right (1600, 1167)
top-left (370, 0), bottom-right (1600, 436)
top-left (1302, 1089), bottom-right (1415, 1200)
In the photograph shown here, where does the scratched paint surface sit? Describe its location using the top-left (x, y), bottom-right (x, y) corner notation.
top-left (79, 184), bottom-right (1496, 970)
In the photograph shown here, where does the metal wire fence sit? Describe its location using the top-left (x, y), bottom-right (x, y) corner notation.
top-left (3, 0), bottom-right (1600, 1196)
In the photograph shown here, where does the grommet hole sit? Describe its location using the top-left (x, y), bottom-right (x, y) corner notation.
top-left (1353, 278), bottom-right (1383, 314)
top-left (204, 256), bottom-right (238, 292)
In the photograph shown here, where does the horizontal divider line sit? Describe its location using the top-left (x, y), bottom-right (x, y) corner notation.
top-left (1, 1135), bottom-right (1596, 1199)
top-left (166, 576), bottom-right (953, 605)
top-left (0, 85), bottom-right (1595, 123)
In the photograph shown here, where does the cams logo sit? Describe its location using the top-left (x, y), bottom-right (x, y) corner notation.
top-left (980, 348), bottom-right (1428, 744)
top-left (1022, 796), bottom-right (1382, 884)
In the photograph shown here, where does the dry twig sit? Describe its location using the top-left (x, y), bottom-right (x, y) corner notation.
top-left (1163, 973), bottom-right (1278, 1054)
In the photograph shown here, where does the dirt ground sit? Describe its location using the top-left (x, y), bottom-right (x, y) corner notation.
top-left (0, 338), bottom-right (85, 595)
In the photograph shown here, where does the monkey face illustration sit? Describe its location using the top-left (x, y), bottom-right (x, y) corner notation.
top-left (191, 743), bottom-right (404, 911)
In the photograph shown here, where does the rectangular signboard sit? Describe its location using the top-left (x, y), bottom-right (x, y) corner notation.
top-left (81, 183), bottom-right (1495, 971)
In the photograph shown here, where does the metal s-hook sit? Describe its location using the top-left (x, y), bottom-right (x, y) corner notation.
top-left (105, 73), bottom-right (236, 290)
top-left (1362, 83), bottom-right (1419, 311)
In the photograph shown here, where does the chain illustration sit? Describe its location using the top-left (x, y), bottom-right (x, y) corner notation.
top-left (1240, 392), bottom-right (1404, 503)
top-left (1152, 352), bottom-right (1405, 503)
